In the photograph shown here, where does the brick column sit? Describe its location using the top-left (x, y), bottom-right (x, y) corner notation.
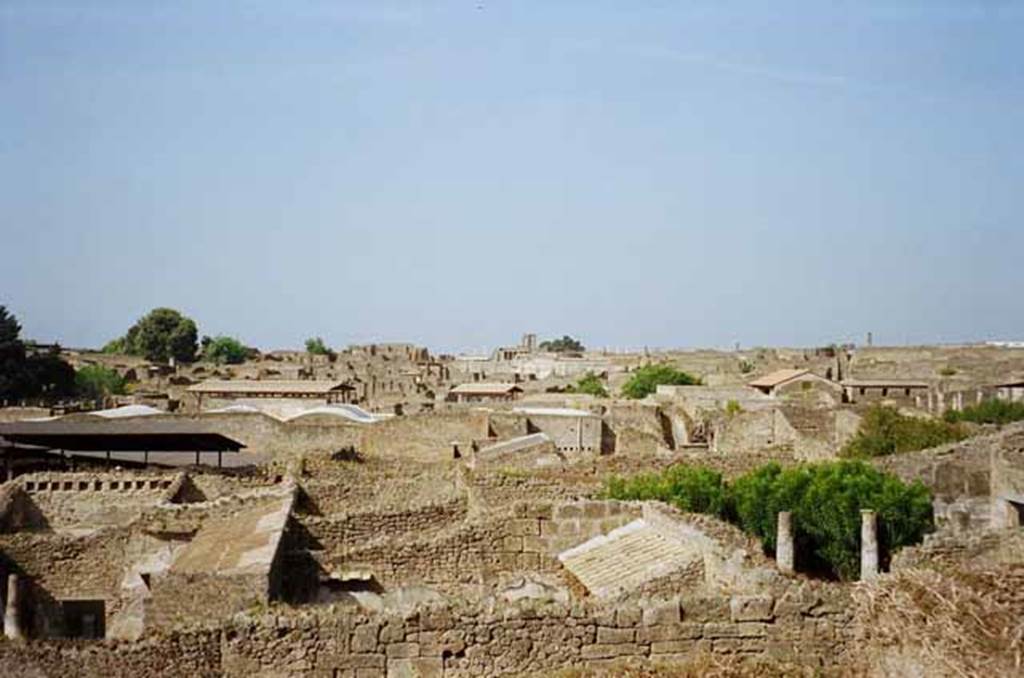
top-left (860, 510), bottom-right (879, 581)
top-left (776, 511), bottom-right (794, 574)
top-left (4, 573), bottom-right (24, 640)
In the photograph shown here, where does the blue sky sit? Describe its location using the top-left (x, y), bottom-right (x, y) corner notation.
top-left (2, 1), bottom-right (1022, 353)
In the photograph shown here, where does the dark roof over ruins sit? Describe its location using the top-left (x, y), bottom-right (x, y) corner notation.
top-left (0, 419), bottom-right (245, 452)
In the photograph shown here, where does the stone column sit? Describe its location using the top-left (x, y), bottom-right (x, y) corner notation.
top-left (776, 511), bottom-right (794, 574)
top-left (4, 573), bottom-right (24, 640)
top-left (860, 510), bottom-right (879, 581)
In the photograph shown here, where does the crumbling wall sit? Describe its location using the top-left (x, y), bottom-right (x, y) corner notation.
top-left (605, 403), bottom-right (672, 453)
top-left (360, 411), bottom-right (490, 461)
top-left (872, 432), bottom-right (997, 530)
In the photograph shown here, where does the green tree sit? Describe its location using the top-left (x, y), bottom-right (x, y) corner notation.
top-left (842, 405), bottom-right (966, 458)
top-left (113, 308), bottom-right (198, 363)
top-left (75, 364), bottom-right (127, 402)
top-left (571, 372), bottom-right (608, 398)
top-left (539, 335), bottom-right (585, 353)
top-left (620, 363), bottom-right (701, 399)
top-left (0, 306), bottom-right (76, 402)
top-left (0, 305), bottom-right (27, 401)
top-left (24, 346), bottom-right (77, 399)
top-left (202, 335), bottom-right (249, 365)
top-left (305, 336), bottom-right (334, 356)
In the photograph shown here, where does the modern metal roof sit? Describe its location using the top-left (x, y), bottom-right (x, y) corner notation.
top-left (840, 379), bottom-right (930, 388)
top-left (0, 419), bottom-right (244, 452)
top-left (449, 382), bottom-right (523, 395)
top-left (747, 369), bottom-right (811, 389)
top-left (513, 407), bottom-right (595, 418)
top-left (188, 379), bottom-right (353, 395)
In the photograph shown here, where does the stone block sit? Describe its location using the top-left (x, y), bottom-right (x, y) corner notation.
top-left (511, 518), bottom-right (540, 536)
top-left (642, 599), bottom-right (681, 626)
top-left (351, 625), bottom-right (380, 653)
top-left (337, 654), bottom-right (386, 670)
top-left (583, 502), bottom-right (607, 519)
top-left (521, 536), bottom-right (545, 553)
top-left (596, 627), bottom-right (635, 644)
top-left (581, 643), bottom-right (642, 659)
top-left (555, 504), bottom-right (582, 519)
top-left (386, 642), bottom-right (420, 659)
top-left (730, 595), bottom-right (775, 622)
top-left (615, 606), bottom-right (641, 628)
top-left (680, 595), bottom-right (730, 622)
top-left (651, 640), bottom-right (700, 655)
top-left (381, 622), bottom-right (406, 643)
top-left (503, 536), bottom-right (524, 552)
top-left (387, 657), bottom-right (442, 678)
top-left (637, 623), bottom-right (703, 643)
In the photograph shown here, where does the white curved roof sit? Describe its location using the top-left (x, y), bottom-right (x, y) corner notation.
top-left (87, 404), bottom-right (163, 418)
top-left (285, 404), bottom-right (381, 424)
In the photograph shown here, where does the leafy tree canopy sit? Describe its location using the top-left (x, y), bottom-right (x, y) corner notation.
top-left (842, 405), bottom-right (966, 458)
top-left (202, 335), bottom-right (249, 365)
top-left (539, 335), bottom-right (585, 353)
top-left (109, 308), bottom-right (198, 364)
top-left (305, 336), bottom-right (334, 356)
top-left (621, 363), bottom-right (701, 399)
top-left (0, 306), bottom-right (76, 402)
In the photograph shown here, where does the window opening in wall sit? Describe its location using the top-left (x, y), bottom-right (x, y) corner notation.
top-left (62, 599), bottom-right (105, 639)
top-left (1010, 500), bottom-right (1024, 527)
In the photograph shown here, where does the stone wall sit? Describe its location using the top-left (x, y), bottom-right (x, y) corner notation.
top-left (0, 580), bottom-right (855, 678)
top-left (872, 431), bottom-right (997, 529)
top-left (604, 403), bottom-right (672, 453)
top-left (216, 582), bottom-right (852, 677)
top-left (361, 411), bottom-right (490, 462)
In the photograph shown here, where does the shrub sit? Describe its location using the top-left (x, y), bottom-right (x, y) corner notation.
top-left (841, 405), bottom-right (966, 458)
top-left (604, 466), bottom-right (729, 516)
top-left (76, 364), bottom-right (127, 401)
top-left (725, 399), bottom-right (743, 416)
top-left (621, 364), bottom-right (701, 399)
top-left (571, 372), bottom-right (608, 398)
top-left (944, 399), bottom-right (1024, 426)
top-left (605, 460), bottom-right (934, 580)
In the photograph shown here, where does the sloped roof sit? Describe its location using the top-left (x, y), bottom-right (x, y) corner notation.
top-left (188, 379), bottom-right (353, 395)
top-left (747, 369), bottom-right (810, 389)
top-left (513, 407), bottom-right (595, 418)
top-left (449, 382), bottom-right (523, 395)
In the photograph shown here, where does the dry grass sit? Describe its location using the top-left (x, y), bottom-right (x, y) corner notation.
top-left (852, 565), bottom-right (1024, 677)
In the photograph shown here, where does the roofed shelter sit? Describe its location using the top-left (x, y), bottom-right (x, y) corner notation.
top-left (0, 419), bottom-right (247, 478)
top-left (447, 383), bottom-right (523, 404)
top-left (188, 379), bottom-right (356, 411)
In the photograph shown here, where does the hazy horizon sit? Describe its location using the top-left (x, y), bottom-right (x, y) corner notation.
top-left (3, 2), bottom-right (1022, 354)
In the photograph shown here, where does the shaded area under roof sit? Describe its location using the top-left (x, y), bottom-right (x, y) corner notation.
top-left (0, 420), bottom-right (245, 452)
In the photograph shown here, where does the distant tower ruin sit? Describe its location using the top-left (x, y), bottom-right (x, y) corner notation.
top-left (522, 333), bottom-right (537, 353)
top-left (866, 331), bottom-right (873, 347)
